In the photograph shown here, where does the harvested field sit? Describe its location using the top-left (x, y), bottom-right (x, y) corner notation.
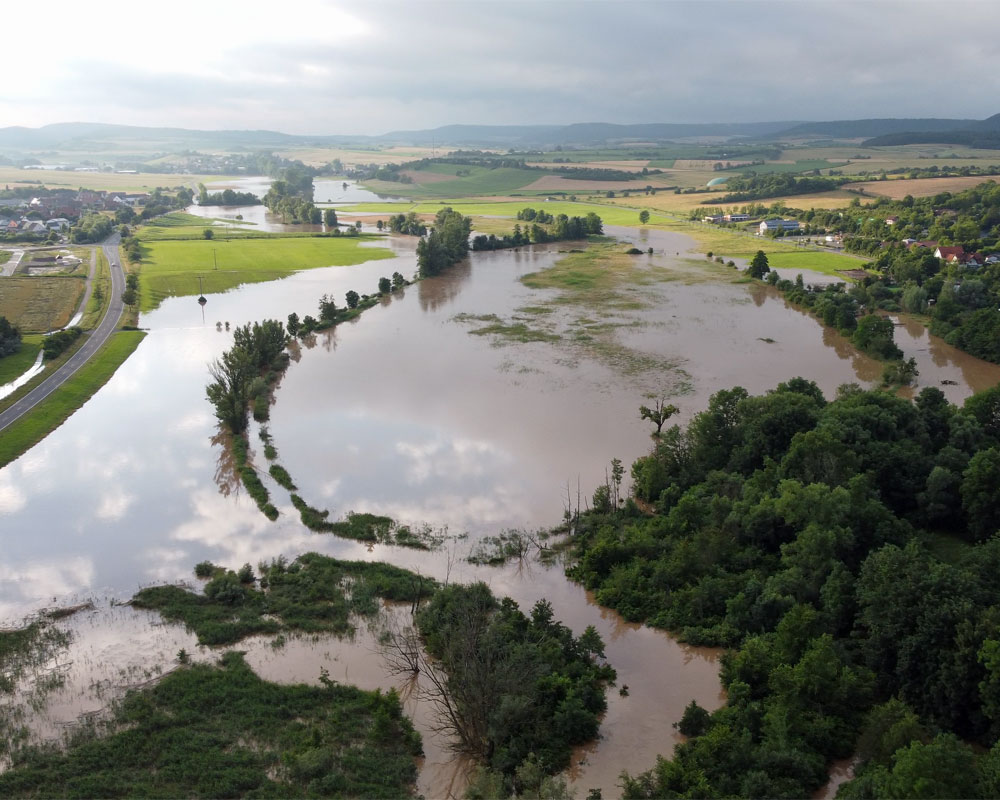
top-left (852, 175), bottom-right (1000, 199)
top-left (0, 276), bottom-right (85, 332)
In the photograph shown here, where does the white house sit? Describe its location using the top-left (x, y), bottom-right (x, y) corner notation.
top-left (759, 218), bottom-right (800, 234)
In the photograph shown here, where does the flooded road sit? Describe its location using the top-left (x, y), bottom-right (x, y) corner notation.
top-left (1, 224), bottom-right (998, 796)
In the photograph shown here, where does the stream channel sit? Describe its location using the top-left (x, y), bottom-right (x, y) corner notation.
top-left (2, 205), bottom-right (999, 797)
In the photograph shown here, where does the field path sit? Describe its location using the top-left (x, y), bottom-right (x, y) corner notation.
top-left (0, 233), bottom-right (124, 434)
top-left (0, 248), bottom-right (24, 277)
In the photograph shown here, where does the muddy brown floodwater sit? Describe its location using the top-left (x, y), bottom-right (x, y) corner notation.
top-left (1, 224), bottom-right (998, 797)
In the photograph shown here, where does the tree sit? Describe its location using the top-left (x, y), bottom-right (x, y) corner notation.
top-left (286, 312), bottom-right (300, 337)
top-left (345, 290), bottom-right (360, 309)
top-left (121, 288), bottom-right (138, 307)
top-left (640, 399), bottom-right (679, 435)
top-left (392, 271), bottom-right (406, 289)
top-left (639, 210), bottom-right (650, 225)
top-left (748, 250), bottom-right (770, 279)
top-left (323, 208), bottom-right (337, 228)
top-left (0, 316), bottom-right (22, 357)
top-left (378, 277), bottom-right (392, 294)
top-left (202, 228), bottom-right (214, 240)
top-left (318, 294), bottom-right (337, 322)
top-left (961, 447), bottom-right (1000, 540)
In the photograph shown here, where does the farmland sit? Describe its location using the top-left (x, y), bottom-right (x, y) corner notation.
top-left (0, 276), bottom-right (85, 332)
top-left (138, 234), bottom-right (393, 311)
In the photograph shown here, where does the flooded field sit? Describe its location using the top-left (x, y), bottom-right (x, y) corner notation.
top-left (2, 224), bottom-right (999, 796)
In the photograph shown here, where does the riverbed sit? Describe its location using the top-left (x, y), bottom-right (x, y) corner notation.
top-left (2, 224), bottom-right (998, 797)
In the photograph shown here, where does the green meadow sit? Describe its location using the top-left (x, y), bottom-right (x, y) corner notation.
top-left (139, 235), bottom-right (393, 311)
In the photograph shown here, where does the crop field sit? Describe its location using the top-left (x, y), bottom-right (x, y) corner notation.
top-left (139, 235), bottom-right (393, 311)
top-left (135, 213), bottom-right (279, 242)
top-left (0, 276), bottom-right (85, 332)
top-left (367, 165), bottom-right (544, 198)
top-left (274, 145), bottom-right (437, 167)
top-left (0, 166), bottom-right (244, 194)
top-left (851, 175), bottom-right (1000, 199)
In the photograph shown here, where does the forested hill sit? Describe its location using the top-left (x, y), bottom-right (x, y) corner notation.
top-left (568, 378), bottom-right (1000, 799)
top-left (775, 117), bottom-right (980, 139)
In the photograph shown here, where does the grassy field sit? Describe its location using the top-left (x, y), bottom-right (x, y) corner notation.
top-left (0, 330), bottom-right (146, 468)
top-left (851, 175), bottom-right (1000, 199)
top-left (0, 251), bottom-right (10, 266)
top-left (0, 166), bottom-right (246, 193)
top-left (139, 235), bottom-right (393, 311)
top-left (0, 276), bottom-right (85, 332)
top-left (135, 212), bottom-right (279, 242)
top-left (365, 165), bottom-right (544, 198)
top-left (0, 335), bottom-right (42, 385)
top-left (79, 250), bottom-right (110, 330)
top-left (274, 144), bottom-right (436, 167)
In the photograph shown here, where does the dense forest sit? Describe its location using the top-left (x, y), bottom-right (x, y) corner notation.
top-left (566, 378), bottom-right (1000, 798)
top-left (708, 173), bottom-right (847, 204)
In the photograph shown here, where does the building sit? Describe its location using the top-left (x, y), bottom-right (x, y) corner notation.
top-left (724, 213), bottom-right (750, 222)
top-left (759, 218), bottom-right (800, 234)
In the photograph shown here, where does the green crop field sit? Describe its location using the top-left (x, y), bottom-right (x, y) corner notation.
top-left (0, 166), bottom-right (244, 193)
top-left (139, 235), bottom-right (393, 311)
top-left (366, 166), bottom-right (542, 198)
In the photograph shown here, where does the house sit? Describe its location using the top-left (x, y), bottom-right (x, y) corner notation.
top-left (702, 214), bottom-right (725, 224)
top-left (885, 216), bottom-right (899, 226)
top-left (934, 246), bottom-right (966, 263)
top-left (759, 218), bottom-right (800, 234)
top-left (725, 213), bottom-right (750, 222)
top-left (45, 218), bottom-right (70, 230)
top-left (909, 240), bottom-right (938, 251)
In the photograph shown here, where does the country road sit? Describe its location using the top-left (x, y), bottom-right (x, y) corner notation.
top-left (0, 233), bottom-right (125, 434)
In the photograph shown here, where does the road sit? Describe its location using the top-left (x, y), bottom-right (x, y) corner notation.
top-left (0, 233), bottom-right (125, 433)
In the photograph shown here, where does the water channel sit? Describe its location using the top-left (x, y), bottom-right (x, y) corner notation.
top-left (2, 214), bottom-right (999, 796)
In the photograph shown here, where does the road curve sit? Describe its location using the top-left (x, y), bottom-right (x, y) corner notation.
top-left (0, 233), bottom-right (126, 434)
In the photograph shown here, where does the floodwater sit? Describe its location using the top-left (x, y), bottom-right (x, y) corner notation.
top-left (1, 226), bottom-right (998, 796)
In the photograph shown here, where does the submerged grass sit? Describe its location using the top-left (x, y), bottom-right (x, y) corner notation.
top-left (132, 553), bottom-right (438, 647)
top-left (0, 651), bottom-right (422, 798)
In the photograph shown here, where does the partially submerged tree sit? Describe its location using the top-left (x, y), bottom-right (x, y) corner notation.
top-left (640, 399), bottom-right (679, 435)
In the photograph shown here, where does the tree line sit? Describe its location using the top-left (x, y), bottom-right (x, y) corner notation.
top-left (0, 316), bottom-right (21, 357)
top-left (566, 378), bottom-right (1000, 798)
top-left (196, 184), bottom-right (260, 206)
top-left (471, 208), bottom-right (603, 251)
top-left (416, 208), bottom-right (471, 277)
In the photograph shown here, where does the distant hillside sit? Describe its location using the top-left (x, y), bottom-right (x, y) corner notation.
top-left (774, 118), bottom-right (979, 140)
top-left (0, 122), bottom-right (359, 152)
top-left (861, 114), bottom-right (1000, 148)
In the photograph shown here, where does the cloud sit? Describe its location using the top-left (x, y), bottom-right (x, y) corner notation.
top-left (4, 1), bottom-right (1000, 135)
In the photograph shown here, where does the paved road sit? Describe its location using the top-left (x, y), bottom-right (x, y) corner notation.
top-left (0, 234), bottom-right (125, 433)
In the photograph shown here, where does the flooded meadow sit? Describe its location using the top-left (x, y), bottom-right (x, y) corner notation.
top-left (2, 220), bottom-right (999, 797)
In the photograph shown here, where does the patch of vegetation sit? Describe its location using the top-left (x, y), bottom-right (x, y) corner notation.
top-left (455, 313), bottom-right (560, 345)
top-left (0, 331), bottom-right (145, 468)
top-left (407, 583), bottom-right (614, 793)
top-left (567, 379), bottom-right (1000, 799)
top-left (268, 463), bottom-right (296, 490)
top-left (133, 553), bottom-right (438, 647)
top-left (0, 651), bottom-right (421, 798)
top-left (0, 276), bottom-right (85, 333)
top-left (139, 235), bottom-right (392, 311)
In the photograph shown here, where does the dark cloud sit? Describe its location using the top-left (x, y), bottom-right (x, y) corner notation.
top-left (9, 0), bottom-right (1000, 133)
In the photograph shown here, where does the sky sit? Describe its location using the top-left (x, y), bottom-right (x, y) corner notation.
top-left (3, 0), bottom-right (1000, 135)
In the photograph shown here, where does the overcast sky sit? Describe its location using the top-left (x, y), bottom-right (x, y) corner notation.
top-left (3, 0), bottom-right (999, 135)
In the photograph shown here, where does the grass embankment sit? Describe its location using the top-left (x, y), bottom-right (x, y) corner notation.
top-left (0, 651), bottom-right (422, 799)
top-left (133, 553), bottom-right (438, 646)
top-left (0, 330), bottom-right (146, 468)
top-left (0, 336), bottom-right (42, 385)
top-left (79, 249), bottom-right (111, 329)
top-left (0, 276), bottom-right (85, 332)
top-left (135, 212), bottom-right (273, 242)
top-left (138, 235), bottom-right (393, 312)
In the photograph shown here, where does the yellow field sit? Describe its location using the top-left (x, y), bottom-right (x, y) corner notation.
top-left (0, 166), bottom-right (246, 193)
top-left (274, 146), bottom-right (438, 168)
top-left (852, 175), bottom-right (1000, 199)
top-left (0, 276), bottom-right (85, 332)
top-left (597, 188), bottom-right (862, 214)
